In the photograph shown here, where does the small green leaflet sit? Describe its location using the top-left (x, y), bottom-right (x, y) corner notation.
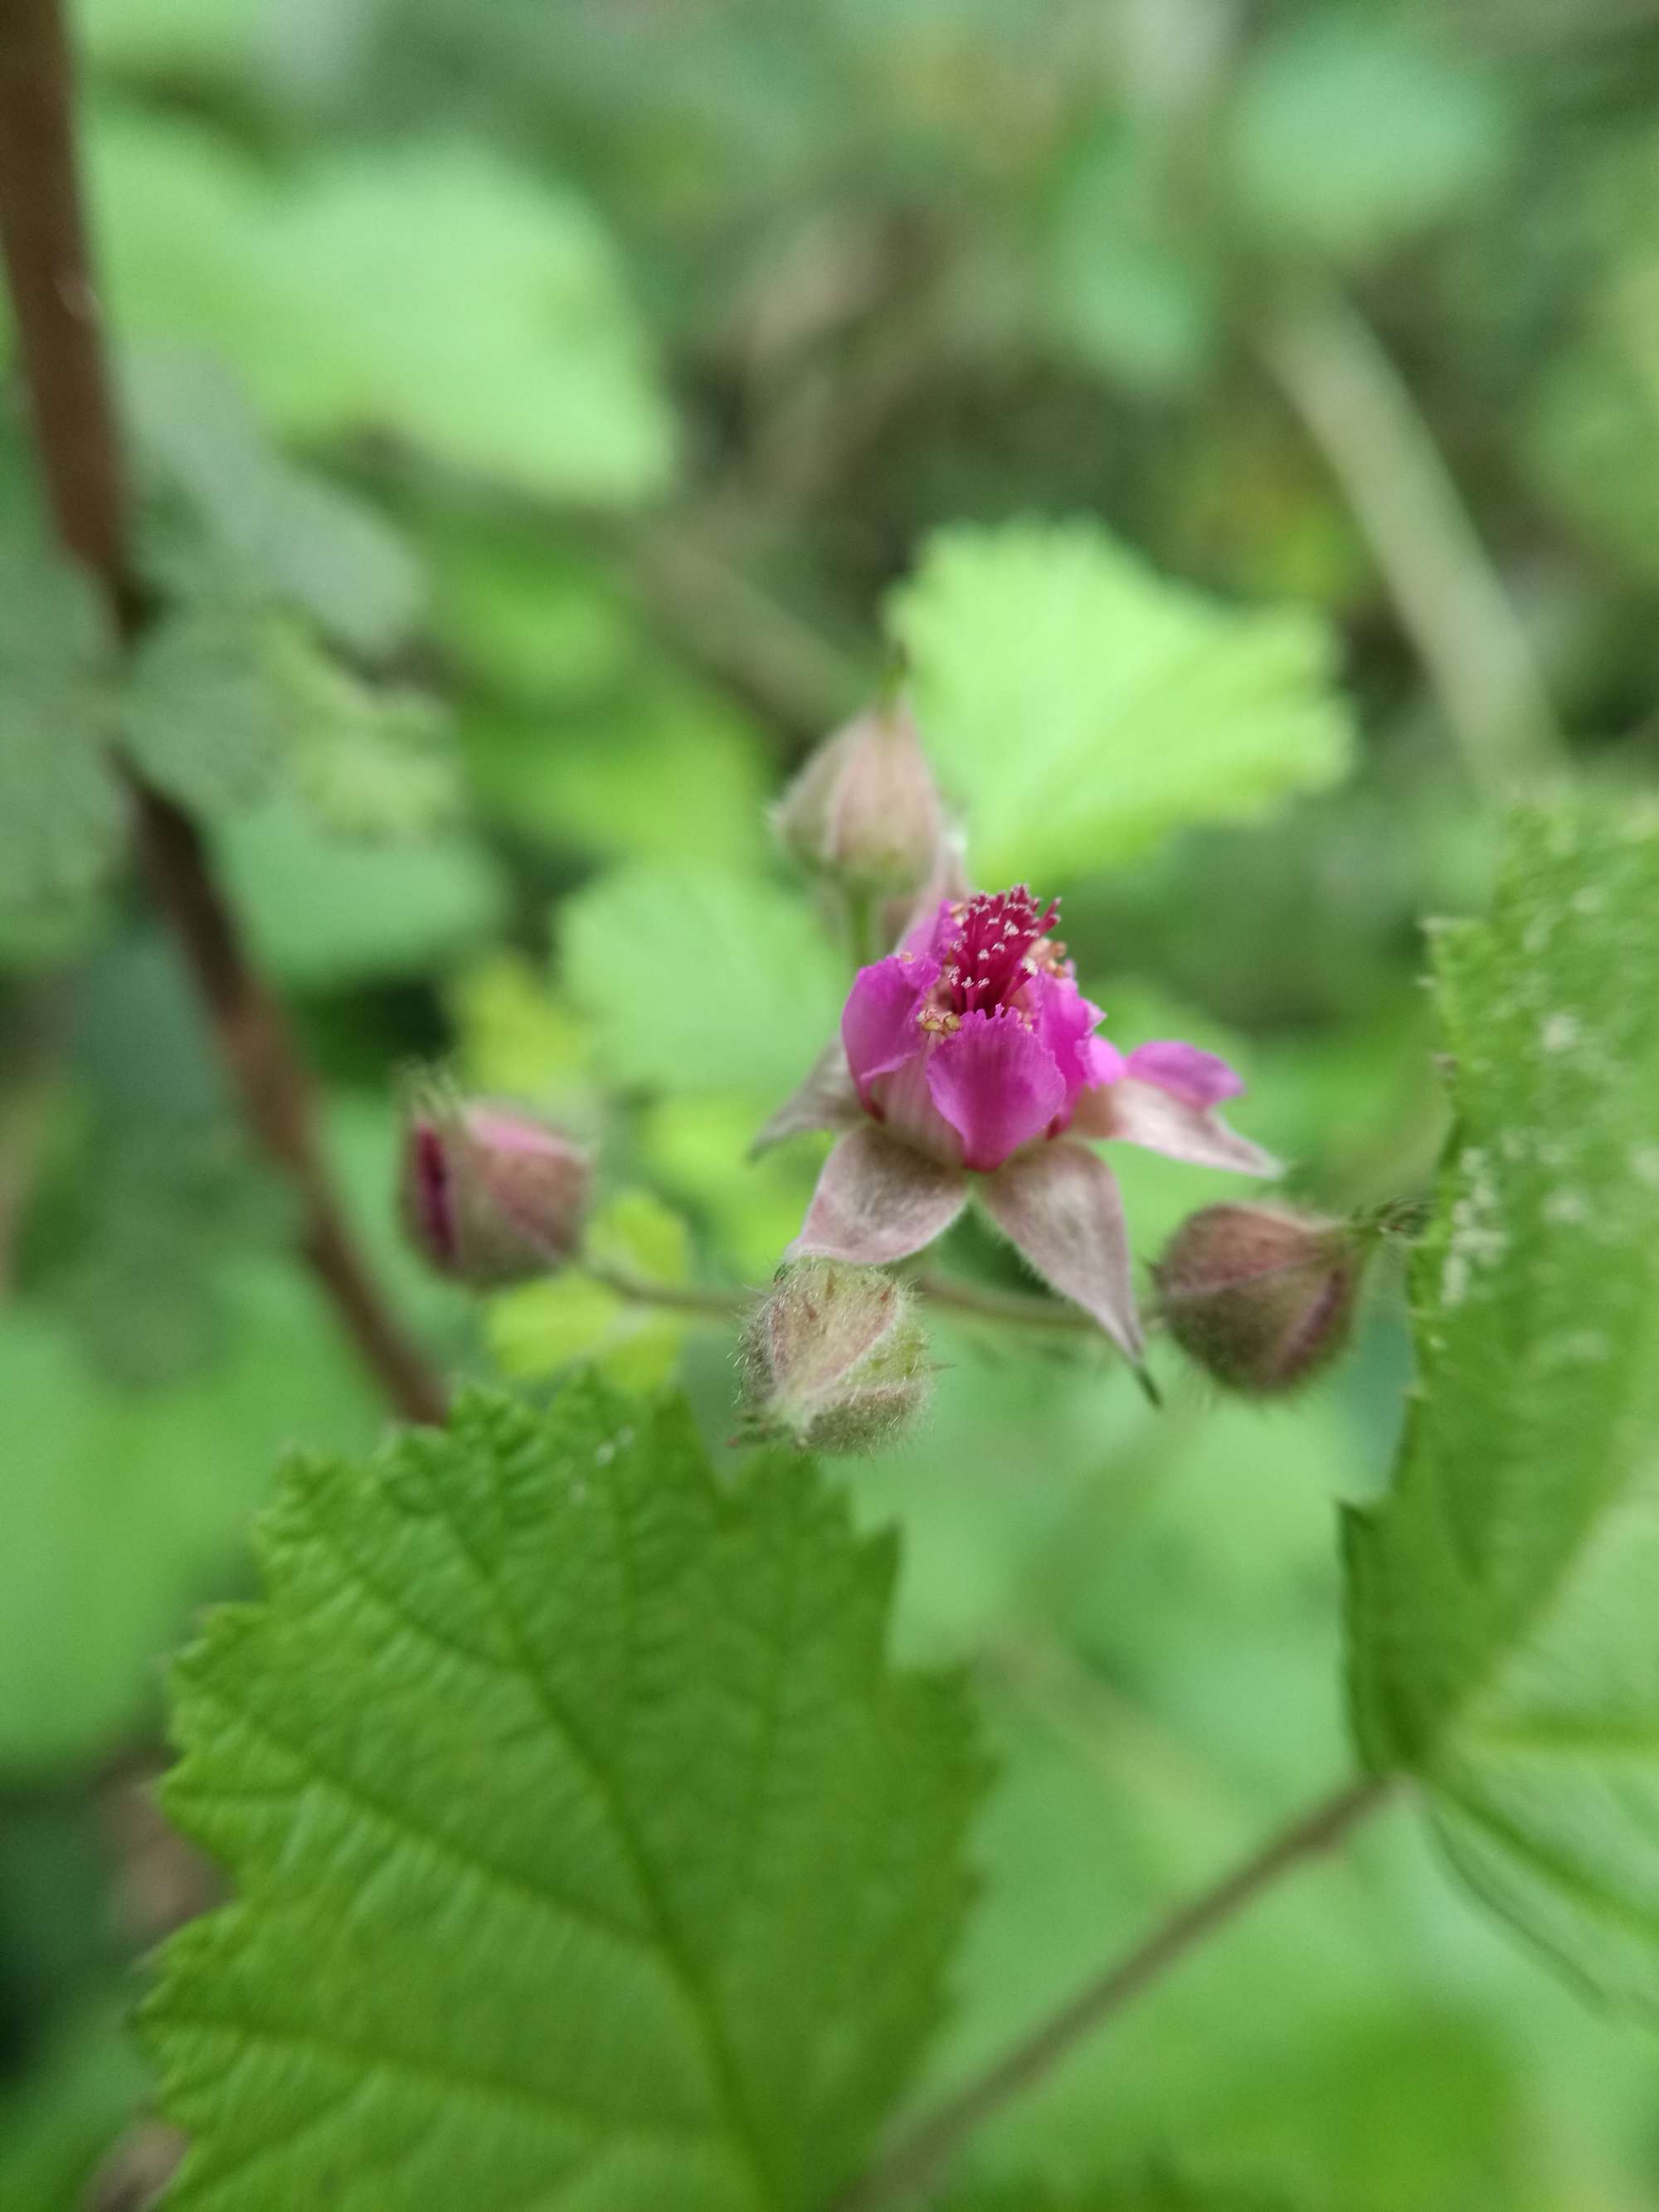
top-left (143, 1383), bottom-right (985, 2210)
top-left (1345, 799), bottom-right (1659, 2008)
top-left (887, 520), bottom-right (1352, 887)
top-left (0, 461), bottom-right (124, 914)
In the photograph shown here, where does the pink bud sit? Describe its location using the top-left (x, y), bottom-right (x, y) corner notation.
top-left (1154, 1203), bottom-right (1365, 1396)
top-left (401, 1101), bottom-right (591, 1287)
top-left (738, 1259), bottom-right (932, 1455)
top-left (772, 697), bottom-right (945, 893)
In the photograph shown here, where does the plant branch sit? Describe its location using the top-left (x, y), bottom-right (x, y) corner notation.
top-left (835, 1772), bottom-right (1397, 2211)
top-left (0, 0), bottom-right (445, 1425)
top-left (910, 1266), bottom-right (1105, 1333)
top-left (580, 1258), bottom-right (755, 1320)
top-left (1258, 285), bottom-right (1564, 798)
top-left (583, 1256), bottom-right (1126, 1341)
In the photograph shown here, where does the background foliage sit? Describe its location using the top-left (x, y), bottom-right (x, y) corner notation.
top-left (6, 0), bottom-right (1659, 2205)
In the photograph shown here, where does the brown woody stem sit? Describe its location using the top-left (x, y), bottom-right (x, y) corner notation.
top-left (0, 0), bottom-right (445, 1424)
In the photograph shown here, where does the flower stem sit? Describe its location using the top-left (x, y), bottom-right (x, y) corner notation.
top-left (0, 0), bottom-right (446, 1426)
top-left (834, 1772), bottom-right (1398, 2211)
top-left (580, 1259), bottom-right (755, 1320)
top-left (583, 1255), bottom-right (1134, 1344)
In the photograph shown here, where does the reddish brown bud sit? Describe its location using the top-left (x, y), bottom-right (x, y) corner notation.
top-left (772, 697), bottom-right (945, 894)
top-left (1154, 1203), bottom-right (1365, 1396)
top-left (738, 1259), bottom-right (931, 1456)
top-left (401, 1099), bottom-right (591, 1287)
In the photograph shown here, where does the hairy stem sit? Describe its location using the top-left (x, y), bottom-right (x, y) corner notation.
top-left (580, 1259), bottom-right (755, 1320)
top-left (1258, 285), bottom-right (1564, 797)
top-left (836, 1772), bottom-right (1397, 2210)
top-left (584, 1257), bottom-right (1124, 1340)
top-left (0, 0), bottom-right (445, 1425)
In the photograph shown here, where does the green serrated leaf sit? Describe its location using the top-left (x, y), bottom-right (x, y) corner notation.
top-left (562, 862), bottom-right (846, 1099)
top-left (888, 521), bottom-right (1353, 887)
top-left (142, 1382), bottom-right (984, 2210)
top-left (1345, 797), bottom-right (1659, 2009)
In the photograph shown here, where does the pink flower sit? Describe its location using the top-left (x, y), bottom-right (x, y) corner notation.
top-left (757, 886), bottom-right (1279, 1364)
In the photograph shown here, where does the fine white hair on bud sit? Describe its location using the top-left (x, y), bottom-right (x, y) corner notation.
top-left (737, 1258), bottom-right (932, 1456)
top-left (1154, 1203), bottom-right (1367, 1397)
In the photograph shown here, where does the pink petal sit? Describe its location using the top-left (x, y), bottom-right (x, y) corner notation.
top-left (925, 1010), bottom-right (1068, 1174)
top-left (898, 897), bottom-right (958, 962)
top-left (787, 1125), bottom-right (968, 1265)
top-left (1123, 1040), bottom-right (1243, 1108)
top-left (978, 1140), bottom-right (1145, 1362)
top-left (752, 1041), bottom-right (860, 1157)
top-left (841, 954), bottom-right (938, 1106)
top-left (1085, 1035), bottom-right (1128, 1087)
top-left (1074, 1077), bottom-right (1282, 1176)
top-left (1024, 970), bottom-right (1105, 1116)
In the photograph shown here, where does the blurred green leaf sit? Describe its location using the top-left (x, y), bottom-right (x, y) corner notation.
top-left (81, 0), bottom-right (259, 83)
top-left (642, 1091), bottom-right (822, 1281)
top-left (120, 606), bottom-right (288, 819)
top-left (1226, 20), bottom-right (1515, 263)
top-left (888, 520), bottom-right (1353, 886)
top-left (463, 668), bottom-right (772, 872)
top-left (0, 2002), bottom-right (149, 2212)
top-left (121, 604), bottom-right (459, 835)
top-left (216, 796), bottom-right (506, 988)
top-left (269, 623), bottom-right (461, 839)
top-left (129, 351), bottom-right (426, 656)
top-left (561, 861), bottom-right (846, 1098)
top-left (0, 467), bottom-right (123, 914)
top-left (95, 118), bottom-right (675, 503)
top-left (1044, 127), bottom-right (1219, 395)
top-left (421, 516), bottom-right (640, 707)
top-left (447, 950), bottom-right (596, 1106)
top-left (142, 1382), bottom-right (984, 2208)
top-left (1522, 241), bottom-right (1659, 595)
top-left (0, 1266), bottom-right (374, 1772)
top-left (1347, 798), bottom-right (1659, 2009)
top-left (487, 1189), bottom-right (698, 1390)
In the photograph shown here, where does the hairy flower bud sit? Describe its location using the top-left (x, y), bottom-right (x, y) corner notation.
top-left (1154, 1203), bottom-right (1364, 1397)
top-left (738, 1259), bottom-right (931, 1455)
top-left (401, 1099), bottom-right (591, 1287)
top-left (772, 697), bottom-right (945, 893)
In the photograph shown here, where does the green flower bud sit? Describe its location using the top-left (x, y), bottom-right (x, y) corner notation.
top-left (772, 697), bottom-right (945, 895)
top-left (738, 1260), bottom-right (932, 1456)
top-left (1154, 1203), bottom-right (1365, 1397)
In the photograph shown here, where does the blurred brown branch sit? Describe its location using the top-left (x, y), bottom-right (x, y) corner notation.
top-left (0, 0), bottom-right (445, 1424)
